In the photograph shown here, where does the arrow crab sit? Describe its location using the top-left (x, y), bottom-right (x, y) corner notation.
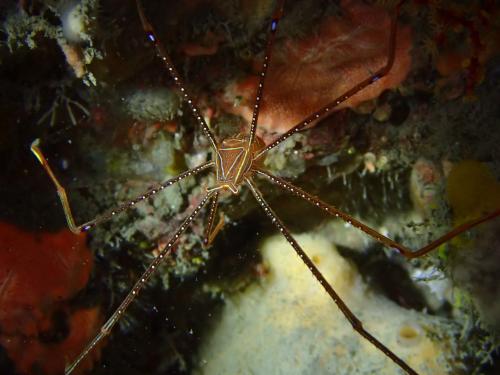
top-left (30, 0), bottom-right (500, 374)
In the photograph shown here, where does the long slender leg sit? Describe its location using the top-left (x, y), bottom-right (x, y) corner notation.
top-left (255, 169), bottom-right (500, 258)
top-left (31, 138), bottom-right (214, 233)
top-left (245, 177), bottom-right (418, 375)
top-left (254, 0), bottom-right (405, 160)
top-left (247, 0), bottom-right (286, 149)
top-left (203, 191), bottom-right (225, 247)
top-left (64, 191), bottom-right (214, 375)
top-left (135, 0), bottom-right (219, 153)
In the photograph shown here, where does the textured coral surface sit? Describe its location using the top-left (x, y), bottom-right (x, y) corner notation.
top-left (221, 0), bottom-right (412, 135)
top-left (197, 232), bottom-right (456, 375)
top-left (0, 223), bottom-right (100, 374)
top-left (1, 0), bottom-right (499, 374)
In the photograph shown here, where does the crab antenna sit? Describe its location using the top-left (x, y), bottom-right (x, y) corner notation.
top-left (136, 0), bottom-right (219, 153)
top-left (247, 0), bottom-right (286, 149)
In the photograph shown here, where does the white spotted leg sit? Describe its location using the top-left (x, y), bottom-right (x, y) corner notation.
top-left (31, 138), bottom-right (214, 234)
top-left (64, 191), bottom-right (215, 374)
top-left (254, 168), bottom-right (500, 259)
top-left (247, 0), bottom-right (286, 150)
top-left (254, 0), bottom-right (405, 160)
top-left (136, 0), bottom-right (220, 154)
top-left (245, 177), bottom-right (419, 375)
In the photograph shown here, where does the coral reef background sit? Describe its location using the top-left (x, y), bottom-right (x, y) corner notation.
top-left (0, 0), bottom-right (500, 374)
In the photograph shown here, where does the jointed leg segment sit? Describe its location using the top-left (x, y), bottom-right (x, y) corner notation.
top-left (255, 169), bottom-right (500, 259)
top-left (203, 191), bottom-right (225, 247)
top-left (245, 177), bottom-right (418, 375)
top-left (247, 0), bottom-right (286, 149)
top-left (135, 0), bottom-right (219, 153)
top-left (64, 191), bottom-right (215, 374)
top-left (31, 138), bottom-right (214, 234)
top-left (255, 0), bottom-right (405, 159)
top-left (32, 0), bottom-right (492, 373)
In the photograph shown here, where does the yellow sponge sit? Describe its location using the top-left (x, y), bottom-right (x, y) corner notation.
top-left (446, 160), bottom-right (500, 224)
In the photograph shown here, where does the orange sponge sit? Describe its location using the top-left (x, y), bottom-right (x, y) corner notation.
top-left (221, 0), bottom-right (412, 135)
top-left (0, 223), bottom-right (101, 374)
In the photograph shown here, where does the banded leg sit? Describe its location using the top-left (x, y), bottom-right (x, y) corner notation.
top-left (31, 138), bottom-right (213, 233)
top-left (65, 191), bottom-right (214, 374)
top-left (247, 0), bottom-right (286, 149)
top-left (254, 0), bottom-right (405, 160)
top-left (203, 191), bottom-right (225, 247)
top-left (136, 0), bottom-right (219, 153)
top-left (245, 177), bottom-right (418, 375)
top-left (255, 169), bottom-right (500, 258)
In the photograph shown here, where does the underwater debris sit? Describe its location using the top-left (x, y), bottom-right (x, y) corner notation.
top-left (0, 222), bottom-right (101, 374)
top-left (220, 0), bottom-right (412, 135)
